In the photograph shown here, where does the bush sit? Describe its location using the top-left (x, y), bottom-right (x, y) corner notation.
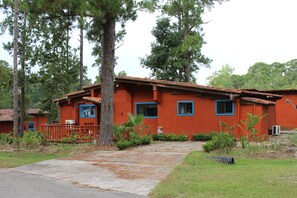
top-left (21, 131), bottom-right (44, 147)
top-left (203, 132), bottom-right (235, 153)
top-left (152, 134), bottom-right (166, 141)
top-left (0, 133), bottom-right (14, 145)
top-left (152, 134), bottom-right (188, 141)
top-left (203, 141), bottom-right (213, 153)
top-left (177, 134), bottom-right (188, 141)
top-left (192, 134), bottom-right (212, 141)
top-left (60, 133), bottom-right (78, 144)
top-left (116, 139), bottom-right (132, 150)
top-left (141, 135), bottom-right (151, 145)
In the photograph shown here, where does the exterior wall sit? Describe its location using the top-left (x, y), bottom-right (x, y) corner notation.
top-left (275, 94), bottom-right (297, 130)
top-left (60, 104), bottom-right (77, 124)
top-left (157, 92), bottom-right (237, 138)
top-left (57, 84), bottom-right (274, 139)
top-left (114, 88), bottom-right (133, 125)
top-left (130, 86), bottom-right (157, 135)
top-left (239, 104), bottom-right (269, 139)
top-left (24, 115), bottom-right (48, 131)
top-left (0, 121), bottom-right (13, 133)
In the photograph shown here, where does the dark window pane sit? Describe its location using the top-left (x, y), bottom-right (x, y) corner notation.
top-left (136, 103), bottom-right (157, 117)
top-left (178, 102), bottom-right (193, 115)
top-left (217, 100), bottom-right (233, 115)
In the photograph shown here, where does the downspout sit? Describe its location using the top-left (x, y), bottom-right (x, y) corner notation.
top-left (236, 98), bottom-right (241, 137)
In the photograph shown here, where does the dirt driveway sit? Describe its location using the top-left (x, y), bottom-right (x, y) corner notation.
top-left (13, 142), bottom-right (203, 197)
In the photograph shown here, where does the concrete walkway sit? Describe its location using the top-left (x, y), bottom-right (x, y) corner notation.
top-left (12, 142), bottom-right (203, 197)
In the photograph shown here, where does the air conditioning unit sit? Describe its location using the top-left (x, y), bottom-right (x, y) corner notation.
top-left (65, 120), bottom-right (75, 125)
top-left (272, 125), bottom-right (281, 135)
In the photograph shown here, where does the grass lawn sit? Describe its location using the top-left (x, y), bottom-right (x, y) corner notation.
top-left (151, 151), bottom-right (297, 198)
top-left (0, 143), bottom-right (95, 168)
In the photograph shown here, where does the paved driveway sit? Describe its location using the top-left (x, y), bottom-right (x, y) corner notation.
top-left (12, 142), bottom-right (203, 197)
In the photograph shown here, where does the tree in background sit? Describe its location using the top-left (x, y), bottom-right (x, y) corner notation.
top-left (12, 0), bottom-right (19, 137)
top-left (207, 59), bottom-right (297, 90)
top-left (207, 65), bottom-right (235, 88)
top-left (0, 60), bottom-right (13, 109)
top-left (142, 0), bottom-right (226, 83)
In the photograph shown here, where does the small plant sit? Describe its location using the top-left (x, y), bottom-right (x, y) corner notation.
top-left (21, 131), bottom-right (44, 147)
top-left (238, 113), bottom-right (267, 143)
top-left (116, 139), bottom-right (132, 150)
top-left (152, 134), bottom-right (166, 141)
top-left (177, 134), bottom-right (188, 141)
top-left (0, 133), bottom-right (14, 145)
top-left (192, 134), bottom-right (212, 141)
top-left (152, 133), bottom-right (188, 141)
top-left (140, 135), bottom-right (151, 145)
top-left (113, 114), bottom-right (151, 150)
top-left (203, 132), bottom-right (235, 153)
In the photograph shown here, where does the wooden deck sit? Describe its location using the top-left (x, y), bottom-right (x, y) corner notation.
top-left (40, 124), bottom-right (100, 143)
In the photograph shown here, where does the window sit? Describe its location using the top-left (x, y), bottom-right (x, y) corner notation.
top-left (28, 122), bottom-right (35, 131)
top-left (216, 100), bottom-right (234, 115)
top-left (136, 102), bottom-right (157, 118)
top-left (80, 104), bottom-right (96, 118)
top-left (178, 101), bottom-right (194, 116)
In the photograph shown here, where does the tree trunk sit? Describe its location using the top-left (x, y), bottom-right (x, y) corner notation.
top-left (20, 11), bottom-right (27, 136)
top-left (99, 17), bottom-right (115, 146)
top-left (184, 10), bottom-right (190, 83)
top-left (13, 0), bottom-right (19, 137)
top-left (79, 16), bottom-right (84, 89)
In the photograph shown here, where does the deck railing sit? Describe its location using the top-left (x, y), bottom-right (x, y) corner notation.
top-left (40, 124), bottom-right (100, 143)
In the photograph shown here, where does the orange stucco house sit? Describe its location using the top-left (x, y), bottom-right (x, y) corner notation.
top-left (52, 76), bottom-right (282, 140)
top-left (258, 89), bottom-right (297, 130)
top-left (0, 109), bottom-right (48, 133)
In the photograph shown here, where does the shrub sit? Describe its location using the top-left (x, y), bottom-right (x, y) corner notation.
top-left (203, 132), bottom-right (235, 153)
top-left (192, 134), bottom-right (212, 141)
top-left (152, 134), bottom-right (166, 141)
top-left (0, 133), bottom-right (14, 145)
top-left (177, 134), bottom-right (188, 141)
top-left (166, 134), bottom-right (177, 141)
top-left (141, 135), bottom-right (151, 145)
top-left (152, 134), bottom-right (188, 141)
top-left (203, 141), bottom-right (213, 153)
top-left (21, 131), bottom-right (44, 147)
top-left (116, 139), bottom-right (132, 150)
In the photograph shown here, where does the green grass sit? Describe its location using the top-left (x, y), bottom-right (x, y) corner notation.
top-left (151, 151), bottom-right (297, 198)
top-left (0, 143), bottom-right (94, 168)
top-left (0, 152), bottom-right (60, 168)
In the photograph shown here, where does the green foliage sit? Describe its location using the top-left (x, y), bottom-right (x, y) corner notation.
top-left (152, 133), bottom-right (188, 141)
top-left (20, 131), bottom-right (44, 147)
top-left (142, 0), bottom-right (225, 82)
top-left (238, 113), bottom-right (267, 145)
top-left (116, 139), bottom-right (132, 150)
top-left (207, 59), bottom-right (297, 90)
top-left (113, 114), bottom-right (151, 150)
top-left (203, 132), bottom-right (235, 153)
top-left (0, 60), bottom-right (13, 108)
top-left (207, 65), bottom-right (236, 88)
top-left (60, 133), bottom-right (78, 144)
top-left (0, 133), bottom-right (14, 145)
top-left (192, 134), bottom-right (212, 141)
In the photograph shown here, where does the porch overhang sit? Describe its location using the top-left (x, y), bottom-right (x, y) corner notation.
top-left (83, 96), bottom-right (101, 104)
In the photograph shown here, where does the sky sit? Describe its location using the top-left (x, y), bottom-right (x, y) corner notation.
top-left (1, 0), bottom-right (297, 85)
